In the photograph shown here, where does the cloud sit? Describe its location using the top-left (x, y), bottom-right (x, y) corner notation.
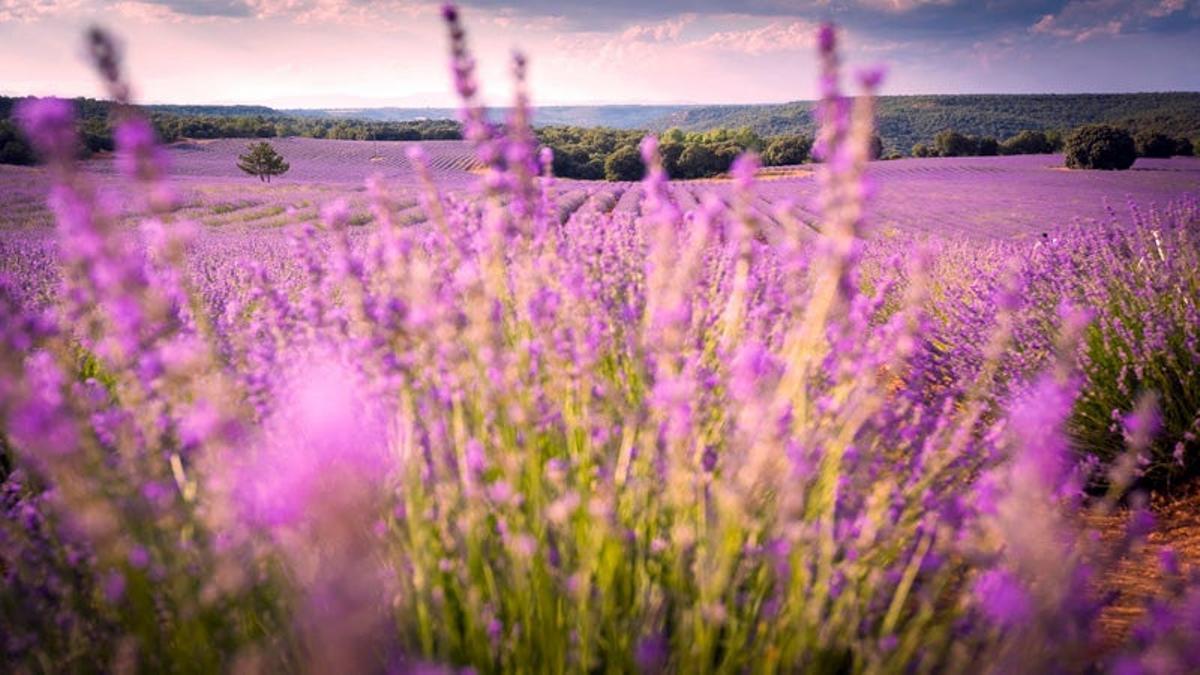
top-left (1030, 0), bottom-right (1196, 42)
top-left (694, 19), bottom-right (817, 54)
top-left (619, 14), bottom-right (694, 43)
top-left (854, 0), bottom-right (956, 11)
top-left (451, 0), bottom-right (978, 32)
top-left (111, 0), bottom-right (431, 23)
top-left (0, 0), bottom-right (83, 21)
top-left (154, 0), bottom-right (252, 16)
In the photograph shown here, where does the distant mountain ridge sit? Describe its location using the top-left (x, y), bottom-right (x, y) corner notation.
top-left (279, 105), bottom-right (698, 129)
top-left (647, 92), bottom-right (1200, 155)
top-left (5, 93), bottom-right (1198, 158)
top-left (275, 93), bottom-right (1200, 155)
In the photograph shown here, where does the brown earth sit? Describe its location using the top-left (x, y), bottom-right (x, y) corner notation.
top-left (1090, 485), bottom-right (1200, 650)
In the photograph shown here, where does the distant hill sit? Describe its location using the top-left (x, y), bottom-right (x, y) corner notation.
top-left (646, 93), bottom-right (1200, 155)
top-left (282, 105), bottom-right (694, 129)
top-left (4, 93), bottom-right (1198, 159)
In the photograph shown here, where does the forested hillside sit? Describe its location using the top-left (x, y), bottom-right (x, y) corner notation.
top-left (4, 93), bottom-right (1198, 165)
top-left (649, 93), bottom-right (1200, 155)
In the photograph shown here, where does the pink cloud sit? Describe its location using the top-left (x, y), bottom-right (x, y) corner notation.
top-left (0, 0), bottom-right (83, 22)
top-left (694, 20), bottom-right (817, 55)
top-left (1031, 0), bottom-right (1192, 42)
top-left (855, 0), bottom-right (956, 11)
top-left (619, 15), bottom-right (694, 43)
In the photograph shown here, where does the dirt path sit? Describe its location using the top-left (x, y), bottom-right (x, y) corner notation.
top-left (1090, 486), bottom-right (1200, 650)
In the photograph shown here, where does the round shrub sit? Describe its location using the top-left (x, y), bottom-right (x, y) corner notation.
top-left (676, 143), bottom-right (718, 179)
top-left (1063, 125), bottom-right (1136, 170)
top-left (976, 137), bottom-right (999, 157)
top-left (659, 142), bottom-right (685, 177)
top-left (603, 145), bottom-right (643, 181)
top-left (868, 134), bottom-right (884, 160)
top-left (761, 134), bottom-right (811, 166)
top-left (1135, 131), bottom-right (1176, 158)
top-left (1000, 130), bottom-right (1053, 156)
top-left (711, 142), bottom-right (741, 173)
top-left (933, 130), bottom-right (976, 157)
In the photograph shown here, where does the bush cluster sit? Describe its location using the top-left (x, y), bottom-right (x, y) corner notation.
top-left (913, 129), bottom-right (1041, 158)
top-left (1064, 124), bottom-right (1138, 170)
top-left (542, 126), bottom-right (833, 181)
top-left (911, 125), bottom-right (1196, 167)
top-left (1133, 130), bottom-right (1195, 159)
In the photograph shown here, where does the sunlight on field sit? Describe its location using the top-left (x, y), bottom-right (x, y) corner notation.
top-left (1, 4), bottom-right (1199, 674)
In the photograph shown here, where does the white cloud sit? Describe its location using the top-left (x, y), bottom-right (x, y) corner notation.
top-left (694, 20), bottom-right (817, 55)
top-left (619, 14), bottom-right (694, 43)
top-left (1031, 0), bottom-right (1194, 42)
top-left (0, 0), bottom-right (83, 22)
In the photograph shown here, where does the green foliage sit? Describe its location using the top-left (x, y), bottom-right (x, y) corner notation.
top-left (911, 143), bottom-right (932, 158)
top-left (1067, 224), bottom-right (1200, 489)
top-left (654, 93), bottom-right (1200, 157)
top-left (602, 145), bottom-right (643, 181)
top-left (1000, 130), bottom-right (1055, 155)
top-left (659, 142), bottom-right (685, 177)
top-left (236, 142), bottom-right (290, 183)
top-left (0, 95), bottom-right (462, 167)
top-left (150, 115), bottom-right (461, 143)
top-left (675, 143), bottom-right (719, 179)
top-left (933, 130), bottom-right (981, 157)
top-left (761, 134), bottom-right (812, 166)
top-left (539, 126), bottom-right (644, 181)
top-left (868, 133), bottom-right (884, 160)
top-left (1134, 131), bottom-right (1178, 158)
top-left (1, 109), bottom-right (111, 165)
top-left (538, 125), bottom-right (764, 181)
top-left (1064, 124), bottom-right (1137, 170)
top-left (0, 120), bottom-right (34, 165)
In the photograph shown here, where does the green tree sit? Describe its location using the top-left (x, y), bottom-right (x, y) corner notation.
top-left (659, 142), bottom-right (686, 178)
top-left (1000, 130), bottom-right (1054, 155)
top-left (676, 143), bottom-right (719, 179)
top-left (933, 130), bottom-right (978, 157)
top-left (1045, 130), bottom-right (1066, 152)
top-left (762, 134), bottom-right (812, 166)
top-left (237, 141), bottom-right (290, 183)
top-left (0, 120), bottom-right (34, 165)
top-left (868, 134), bottom-right (884, 160)
top-left (1064, 125), bottom-right (1136, 170)
top-left (1134, 131), bottom-right (1175, 158)
top-left (603, 145), bottom-right (643, 181)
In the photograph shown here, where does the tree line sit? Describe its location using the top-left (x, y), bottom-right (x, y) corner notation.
top-left (912, 128), bottom-right (1195, 159)
top-left (537, 126), bottom-right (882, 181)
top-left (654, 92), bottom-right (1200, 157)
top-left (0, 95), bottom-right (462, 166)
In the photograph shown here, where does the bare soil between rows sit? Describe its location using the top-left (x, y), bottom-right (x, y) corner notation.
top-left (1091, 483), bottom-right (1200, 651)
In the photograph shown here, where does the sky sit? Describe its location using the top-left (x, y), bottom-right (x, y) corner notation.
top-left (1, 0), bottom-right (1198, 107)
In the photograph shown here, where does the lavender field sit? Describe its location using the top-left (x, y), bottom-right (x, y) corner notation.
top-left (2, 5), bottom-right (1200, 674)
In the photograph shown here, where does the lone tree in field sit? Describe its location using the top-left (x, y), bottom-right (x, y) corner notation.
top-left (237, 141), bottom-right (290, 182)
top-left (1064, 125), bottom-right (1136, 170)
